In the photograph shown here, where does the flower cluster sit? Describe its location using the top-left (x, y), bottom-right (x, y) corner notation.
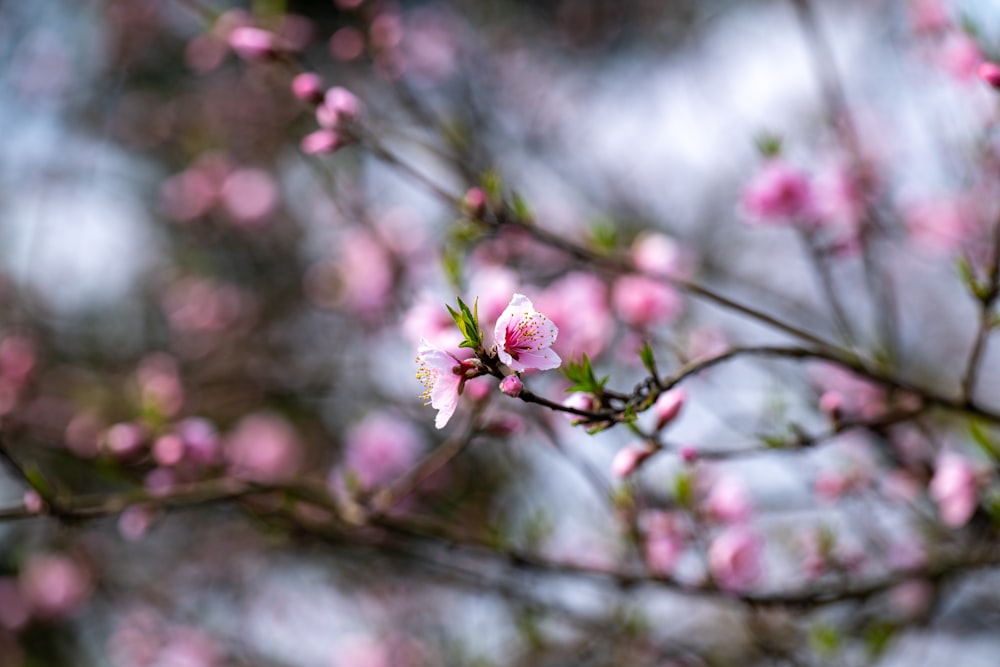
top-left (415, 293), bottom-right (560, 428)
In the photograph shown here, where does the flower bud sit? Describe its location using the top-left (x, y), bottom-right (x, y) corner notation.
top-left (300, 129), bottom-right (341, 155)
top-left (324, 86), bottom-right (362, 121)
top-left (463, 187), bottom-right (487, 217)
top-left (611, 443), bottom-right (653, 478)
top-left (291, 72), bottom-right (324, 104)
top-left (979, 61), bottom-right (1000, 88)
top-left (228, 27), bottom-right (278, 61)
top-left (653, 388), bottom-right (686, 430)
top-left (499, 375), bottom-right (523, 397)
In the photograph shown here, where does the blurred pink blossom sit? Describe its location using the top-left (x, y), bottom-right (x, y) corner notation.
top-left (708, 528), bottom-right (762, 591)
top-left (611, 443), bottom-right (653, 478)
top-left (227, 27), bottom-right (277, 61)
top-left (630, 233), bottom-right (694, 279)
top-left (118, 505), bottom-right (157, 542)
top-left (611, 275), bottom-right (682, 329)
top-left (940, 33), bottom-right (982, 82)
top-left (330, 27), bottom-right (365, 61)
top-left (291, 72), bottom-right (324, 104)
top-left (741, 160), bottom-right (814, 224)
top-left (641, 511), bottom-right (686, 575)
top-left (342, 414), bottom-right (424, 489)
top-left (0, 578), bottom-right (28, 630)
top-left (653, 388), bottom-right (686, 431)
top-left (301, 129), bottom-right (341, 155)
top-left (979, 61), bottom-right (1000, 89)
top-left (904, 195), bottom-right (981, 254)
top-left (221, 168), bottom-right (279, 227)
top-left (19, 553), bottom-right (91, 619)
top-left (704, 475), bottom-right (752, 524)
top-left (537, 272), bottom-right (614, 360)
top-left (402, 293), bottom-right (465, 350)
top-left (225, 412), bottom-right (303, 483)
top-left (177, 417), bottom-right (222, 466)
top-left (930, 452), bottom-right (977, 528)
top-left (494, 294), bottom-right (561, 372)
top-left (468, 265), bottom-right (520, 329)
top-left (811, 363), bottom-right (886, 420)
top-left (105, 422), bottom-right (147, 457)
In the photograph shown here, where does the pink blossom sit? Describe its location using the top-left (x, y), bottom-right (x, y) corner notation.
top-left (499, 375), bottom-right (523, 397)
top-left (318, 87), bottom-right (362, 127)
top-left (104, 422), bottom-right (147, 457)
top-left (153, 434), bottom-right (185, 466)
top-left (22, 490), bottom-right (44, 514)
top-left (810, 363), bottom-right (886, 420)
top-left (291, 72), bottom-right (324, 104)
top-left (0, 577), bottom-right (28, 630)
top-left (118, 505), bottom-right (157, 542)
top-left (19, 553), bottom-right (91, 619)
top-left (561, 392), bottom-right (596, 419)
top-left (416, 338), bottom-right (465, 429)
top-left (537, 272), bottom-right (614, 360)
top-left (463, 187), bottom-right (487, 216)
top-left (342, 414), bottom-right (423, 489)
top-left (908, 0), bottom-right (949, 34)
top-left (979, 61), bottom-right (1000, 88)
top-left (930, 452), bottom-right (978, 528)
top-left (704, 476), bottom-right (752, 524)
top-left (301, 129), bottom-right (342, 155)
top-left (611, 275), bottom-right (682, 329)
top-left (679, 444), bottom-right (698, 464)
top-left (611, 443), bottom-right (653, 478)
top-left (494, 293), bottom-right (561, 372)
top-left (641, 511), bottom-right (686, 575)
top-left (708, 528), bottom-right (762, 591)
top-left (468, 265), bottom-right (520, 328)
top-left (940, 33), bottom-right (982, 82)
top-left (224, 412), bottom-right (303, 483)
top-left (630, 233), bottom-right (693, 279)
top-left (136, 353), bottom-right (183, 417)
top-left (227, 27), bottom-right (277, 61)
top-left (903, 196), bottom-right (980, 254)
top-left (221, 168), bottom-right (279, 227)
top-left (402, 293), bottom-right (465, 350)
top-left (741, 160), bottom-right (814, 224)
top-left (177, 417), bottom-right (221, 465)
top-left (330, 27), bottom-right (365, 61)
top-left (653, 388), bottom-right (686, 431)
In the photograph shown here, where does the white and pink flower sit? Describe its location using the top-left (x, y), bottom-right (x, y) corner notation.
top-left (416, 338), bottom-right (465, 429)
top-left (494, 294), bottom-right (561, 372)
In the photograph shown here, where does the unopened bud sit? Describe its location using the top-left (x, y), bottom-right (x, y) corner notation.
top-left (654, 388), bottom-right (687, 430)
top-left (612, 444), bottom-right (653, 478)
top-left (300, 129), bottom-right (341, 155)
top-left (291, 72), bottom-right (325, 104)
top-left (979, 61), bottom-right (1000, 88)
top-left (228, 27), bottom-right (278, 61)
top-left (499, 374), bottom-right (523, 397)
top-left (463, 187), bottom-right (487, 217)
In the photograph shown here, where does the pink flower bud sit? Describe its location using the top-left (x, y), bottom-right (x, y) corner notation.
top-left (979, 61), bottom-right (1000, 88)
top-left (291, 72), bottom-right (324, 104)
top-left (324, 86), bottom-right (361, 121)
top-left (463, 187), bottom-right (487, 216)
top-left (562, 392), bottom-right (596, 419)
top-left (499, 375), bottom-right (523, 397)
top-left (228, 27), bottom-right (278, 61)
top-left (741, 160), bottom-right (814, 224)
top-left (22, 490), bottom-right (44, 514)
top-left (708, 528), bottom-right (762, 591)
top-left (104, 422), bottom-right (146, 457)
top-left (19, 554), bottom-right (91, 619)
top-left (930, 452), bottom-right (977, 528)
top-left (705, 476), bottom-right (752, 524)
top-left (301, 129), bottom-right (341, 155)
top-left (679, 444), bottom-right (698, 464)
top-left (653, 388), bottom-right (686, 430)
top-left (611, 443), bottom-right (653, 478)
top-left (153, 434), bottom-right (185, 466)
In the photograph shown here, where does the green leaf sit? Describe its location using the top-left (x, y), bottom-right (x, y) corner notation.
top-left (510, 192), bottom-right (532, 223)
top-left (864, 621), bottom-right (896, 659)
top-left (755, 132), bottom-right (783, 157)
top-left (673, 470), bottom-right (693, 507)
top-left (481, 170), bottom-right (503, 203)
top-left (588, 217), bottom-right (618, 252)
top-left (970, 419), bottom-right (1000, 461)
top-left (561, 354), bottom-right (609, 394)
top-left (637, 341), bottom-right (657, 376)
top-left (809, 623), bottom-right (841, 658)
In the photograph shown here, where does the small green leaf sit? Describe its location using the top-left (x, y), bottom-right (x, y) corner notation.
top-left (481, 170), bottom-right (503, 203)
top-left (637, 341), bottom-right (657, 376)
top-left (510, 192), bottom-right (532, 223)
top-left (755, 132), bottom-right (783, 157)
top-left (970, 419), bottom-right (1000, 461)
top-left (673, 470), bottom-right (693, 507)
top-left (809, 623), bottom-right (841, 658)
top-left (588, 217), bottom-right (618, 252)
top-left (864, 621), bottom-right (896, 659)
